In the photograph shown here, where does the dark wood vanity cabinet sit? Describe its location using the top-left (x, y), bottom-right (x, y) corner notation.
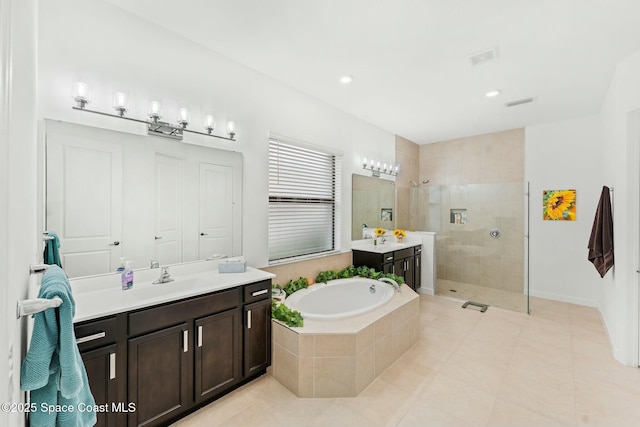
top-left (74, 278), bottom-right (272, 427)
top-left (128, 323), bottom-right (190, 427)
top-left (194, 308), bottom-right (242, 403)
top-left (75, 315), bottom-right (126, 427)
top-left (353, 245), bottom-right (422, 290)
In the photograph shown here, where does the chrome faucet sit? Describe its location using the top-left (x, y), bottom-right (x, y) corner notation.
top-left (153, 266), bottom-right (174, 284)
top-left (150, 260), bottom-right (160, 269)
top-left (378, 277), bottom-right (401, 292)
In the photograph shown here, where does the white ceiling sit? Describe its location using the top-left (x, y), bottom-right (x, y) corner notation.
top-left (103, 0), bottom-right (640, 144)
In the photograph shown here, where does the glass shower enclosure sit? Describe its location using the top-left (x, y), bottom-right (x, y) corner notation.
top-left (410, 182), bottom-right (529, 313)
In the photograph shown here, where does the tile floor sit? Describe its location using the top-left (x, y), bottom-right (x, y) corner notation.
top-left (436, 279), bottom-right (529, 313)
top-left (173, 294), bottom-right (640, 427)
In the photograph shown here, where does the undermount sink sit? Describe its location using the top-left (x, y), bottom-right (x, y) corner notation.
top-left (128, 277), bottom-right (207, 299)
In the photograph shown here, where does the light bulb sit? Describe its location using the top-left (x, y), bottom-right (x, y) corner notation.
top-left (72, 82), bottom-right (90, 108)
top-left (227, 120), bottom-right (236, 138)
top-left (204, 115), bottom-right (216, 134)
top-left (113, 92), bottom-right (128, 116)
top-left (177, 107), bottom-right (190, 128)
top-left (362, 157), bottom-right (368, 167)
top-left (148, 101), bottom-right (162, 122)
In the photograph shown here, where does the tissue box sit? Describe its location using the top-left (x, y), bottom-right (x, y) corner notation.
top-left (218, 259), bottom-right (246, 273)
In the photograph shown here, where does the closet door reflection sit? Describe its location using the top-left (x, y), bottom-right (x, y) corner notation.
top-left (198, 163), bottom-right (234, 259)
top-left (46, 132), bottom-right (123, 277)
top-left (154, 153), bottom-right (184, 265)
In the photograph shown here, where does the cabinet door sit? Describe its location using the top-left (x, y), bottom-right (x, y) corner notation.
top-left (128, 323), bottom-right (190, 427)
top-left (194, 308), bottom-right (241, 403)
top-left (81, 344), bottom-right (118, 427)
top-left (243, 299), bottom-right (272, 377)
top-left (405, 256), bottom-right (416, 290)
top-left (394, 257), bottom-right (416, 289)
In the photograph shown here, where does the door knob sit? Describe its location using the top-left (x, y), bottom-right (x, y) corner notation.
top-left (109, 241), bottom-right (120, 246)
top-left (200, 232), bottom-right (208, 236)
top-left (154, 236), bottom-right (162, 240)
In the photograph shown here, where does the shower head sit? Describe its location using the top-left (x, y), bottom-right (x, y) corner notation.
top-left (422, 179), bottom-right (430, 184)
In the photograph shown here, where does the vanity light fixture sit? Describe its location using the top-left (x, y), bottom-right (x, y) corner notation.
top-left (72, 82), bottom-right (91, 108)
top-left (177, 107), bottom-right (190, 128)
top-left (70, 82), bottom-right (237, 141)
top-left (113, 92), bottom-right (128, 117)
top-left (204, 115), bottom-right (216, 134)
top-left (362, 156), bottom-right (399, 177)
top-left (227, 120), bottom-right (236, 139)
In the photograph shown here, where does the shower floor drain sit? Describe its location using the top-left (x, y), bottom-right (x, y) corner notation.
top-left (462, 301), bottom-right (489, 312)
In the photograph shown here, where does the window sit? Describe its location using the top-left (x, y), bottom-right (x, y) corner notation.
top-left (268, 137), bottom-right (341, 262)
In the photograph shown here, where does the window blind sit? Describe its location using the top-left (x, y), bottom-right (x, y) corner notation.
top-left (268, 138), bottom-right (340, 262)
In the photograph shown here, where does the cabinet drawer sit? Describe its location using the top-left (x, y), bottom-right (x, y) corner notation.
top-left (394, 248), bottom-right (414, 260)
top-left (129, 288), bottom-right (241, 337)
top-left (74, 316), bottom-right (118, 352)
top-left (243, 280), bottom-right (272, 303)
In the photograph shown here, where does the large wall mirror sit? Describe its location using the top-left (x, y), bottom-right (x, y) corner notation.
top-left (44, 120), bottom-right (243, 278)
top-left (351, 174), bottom-right (395, 240)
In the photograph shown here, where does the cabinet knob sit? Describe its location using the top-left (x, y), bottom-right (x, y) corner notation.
top-left (247, 310), bottom-right (252, 329)
top-left (183, 330), bottom-right (189, 353)
top-left (197, 325), bottom-right (203, 348)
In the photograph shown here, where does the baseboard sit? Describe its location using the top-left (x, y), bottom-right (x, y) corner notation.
top-left (528, 289), bottom-right (597, 307)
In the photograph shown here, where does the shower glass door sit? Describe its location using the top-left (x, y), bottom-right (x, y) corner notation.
top-left (411, 182), bottom-right (529, 313)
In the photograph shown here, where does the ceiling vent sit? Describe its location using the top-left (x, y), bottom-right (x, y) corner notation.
top-left (505, 97), bottom-right (535, 107)
top-left (468, 47), bottom-right (499, 66)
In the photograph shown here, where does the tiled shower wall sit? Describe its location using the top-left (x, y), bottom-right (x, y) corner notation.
top-left (415, 128), bottom-right (525, 292)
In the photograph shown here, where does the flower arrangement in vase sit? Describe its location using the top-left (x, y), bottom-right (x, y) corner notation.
top-left (374, 228), bottom-right (386, 245)
top-left (393, 229), bottom-right (406, 243)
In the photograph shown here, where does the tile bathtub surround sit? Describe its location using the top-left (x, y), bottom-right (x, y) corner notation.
top-left (172, 294), bottom-right (640, 427)
top-left (261, 252), bottom-right (353, 285)
top-left (271, 286), bottom-right (419, 398)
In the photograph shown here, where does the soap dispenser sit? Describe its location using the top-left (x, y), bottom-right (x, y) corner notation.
top-left (122, 261), bottom-right (134, 290)
top-left (116, 257), bottom-right (126, 273)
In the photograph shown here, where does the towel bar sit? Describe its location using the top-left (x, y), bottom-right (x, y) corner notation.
top-left (16, 297), bottom-right (63, 318)
top-left (29, 264), bottom-right (52, 274)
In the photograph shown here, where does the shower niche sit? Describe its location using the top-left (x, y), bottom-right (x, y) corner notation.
top-left (450, 209), bottom-right (467, 224)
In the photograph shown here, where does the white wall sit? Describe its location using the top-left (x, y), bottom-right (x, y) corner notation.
top-left (38, 0), bottom-right (397, 269)
top-left (600, 48), bottom-right (640, 365)
top-left (525, 115), bottom-right (604, 307)
top-left (1, 0), bottom-right (38, 425)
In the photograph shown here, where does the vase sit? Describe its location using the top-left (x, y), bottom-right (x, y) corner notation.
top-left (396, 236), bottom-right (404, 243)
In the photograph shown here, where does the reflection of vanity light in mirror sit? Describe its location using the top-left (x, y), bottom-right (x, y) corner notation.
top-left (71, 82), bottom-right (237, 141)
top-left (361, 156), bottom-right (399, 177)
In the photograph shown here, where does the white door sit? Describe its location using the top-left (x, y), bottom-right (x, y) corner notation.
top-left (46, 131), bottom-right (123, 277)
top-left (199, 163), bottom-right (233, 259)
top-left (153, 153), bottom-right (184, 266)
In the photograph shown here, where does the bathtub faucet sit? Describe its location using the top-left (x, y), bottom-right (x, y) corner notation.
top-left (378, 277), bottom-right (401, 292)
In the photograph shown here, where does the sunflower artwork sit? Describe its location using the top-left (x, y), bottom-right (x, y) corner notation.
top-left (543, 189), bottom-right (576, 221)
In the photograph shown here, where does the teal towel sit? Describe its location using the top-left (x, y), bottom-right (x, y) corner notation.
top-left (43, 232), bottom-right (62, 268)
top-left (21, 266), bottom-right (96, 427)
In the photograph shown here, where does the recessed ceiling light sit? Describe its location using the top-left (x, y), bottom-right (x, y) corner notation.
top-left (340, 75), bottom-right (353, 84)
top-left (485, 90), bottom-right (501, 98)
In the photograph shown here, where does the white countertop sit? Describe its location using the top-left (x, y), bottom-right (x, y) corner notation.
top-left (351, 238), bottom-right (420, 254)
top-left (71, 263), bottom-right (275, 323)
